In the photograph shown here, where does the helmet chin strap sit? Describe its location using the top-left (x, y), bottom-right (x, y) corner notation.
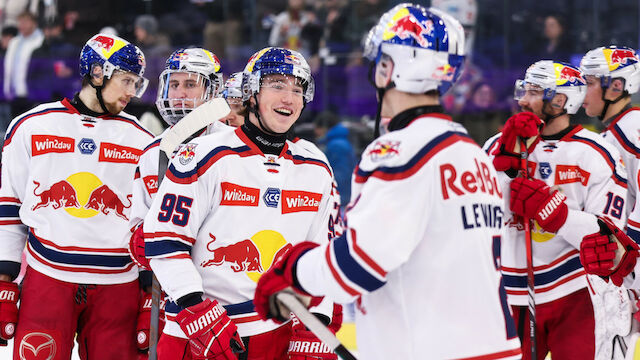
top-left (88, 76), bottom-right (110, 114)
top-left (368, 62), bottom-right (394, 139)
top-left (598, 88), bottom-right (628, 121)
top-left (541, 101), bottom-right (566, 127)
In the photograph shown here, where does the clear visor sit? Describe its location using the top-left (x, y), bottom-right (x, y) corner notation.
top-left (113, 70), bottom-right (149, 98)
top-left (514, 80), bottom-right (545, 101)
top-left (156, 70), bottom-right (214, 125)
top-left (259, 75), bottom-right (305, 98)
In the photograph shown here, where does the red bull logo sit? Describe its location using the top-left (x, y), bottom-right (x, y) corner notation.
top-left (611, 49), bottom-right (637, 65)
top-left (434, 64), bottom-right (457, 81)
top-left (32, 173), bottom-right (132, 221)
top-left (367, 141), bottom-right (400, 161)
top-left (557, 65), bottom-right (585, 84)
top-left (84, 184), bottom-right (132, 220)
top-left (32, 180), bottom-right (80, 210)
top-left (201, 231), bottom-right (291, 282)
top-left (386, 14), bottom-right (433, 48)
top-left (92, 35), bottom-right (115, 51)
top-left (177, 144), bottom-right (197, 165)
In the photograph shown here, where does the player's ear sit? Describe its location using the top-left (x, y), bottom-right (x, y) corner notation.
top-left (610, 78), bottom-right (625, 93)
top-left (375, 55), bottom-right (394, 88)
top-left (550, 93), bottom-right (567, 112)
top-left (90, 64), bottom-right (104, 86)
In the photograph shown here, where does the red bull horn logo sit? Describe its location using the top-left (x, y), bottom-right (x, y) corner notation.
top-left (177, 144), bottom-right (197, 165)
top-left (201, 231), bottom-right (292, 282)
top-left (558, 65), bottom-right (585, 84)
top-left (610, 49), bottom-right (637, 66)
top-left (386, 12), bottom-right (433, 48)
top-left (32, 172), bottom-right (131, 220)
top-left (367, 140), bottom-right (401, 162)
top-left (92, 35), bottom-right (115, 51)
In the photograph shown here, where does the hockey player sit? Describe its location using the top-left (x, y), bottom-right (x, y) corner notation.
top-left (127, 47), bottom-right (229, 356)
top-left (0, 33), bottom-right (153, 359)
top-left (253, 4), bottom-right (522, 359)
top-left (485, 60), bottom-right (629, 359)
top-left (221, 72), bottom-right (246, 127)
top-left (580, 47), bottom-right (640, 243)
top-left (143, 47), bottom-right (339, 360)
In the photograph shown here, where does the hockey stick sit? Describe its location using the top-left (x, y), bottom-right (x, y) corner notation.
top-left (276, 292), bottom-right (357, 360)
top-left (148, 98), bottom-right (231, 360)
top-left (518, 137), bottom-right (537, 360)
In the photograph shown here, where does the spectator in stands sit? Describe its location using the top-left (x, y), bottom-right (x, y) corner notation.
top-left (134, 14), bottom-right (171, 58)
top-left (0, 26), bottom-right (18, 55)
top-left (314, 110), bottom-right (356, 208)
top-left (535, 14), bottom-right (572, 63)
top-left (268, 0), bottom-right (314, 57)
top-left (3, 11), bottom-right (43, 117)
top-left (199, 0), bottom-right (244, 61)
top-left (457, 81), bottom-right (507, 145)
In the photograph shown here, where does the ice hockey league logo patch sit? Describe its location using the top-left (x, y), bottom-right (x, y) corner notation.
top-left (177, 143), bottom-right (197, 165)
top-left (367, 140), bottom-right (400, 161)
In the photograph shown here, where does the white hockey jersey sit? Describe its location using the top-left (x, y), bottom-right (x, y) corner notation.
top-left (296, 114), bottom-right (522, 360)
top-left (0, 98), bottom-right (154, 284)
top-left (484, 125), bottom-right (628, 305)
top-left (144, 127), bottom-right (338, 337)
top-left (601, 108), bottom-right (640, 239)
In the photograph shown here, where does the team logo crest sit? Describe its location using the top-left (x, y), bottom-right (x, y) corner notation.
top-left (78, 138), bottom-right (96, 155)
top-left (177, 143), bottom-right (197, 165)
top-left (367, 141), bottom-right (400, 161)
top-left (539, 162), bottom-right (552, 179)
top-left (263, 188), bottom-right (281, 208)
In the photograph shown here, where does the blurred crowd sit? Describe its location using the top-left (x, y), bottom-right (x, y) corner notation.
top-left (0, 0), bottom-right (639, 150)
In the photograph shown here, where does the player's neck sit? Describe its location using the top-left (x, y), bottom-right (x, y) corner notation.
top-left (541, 114), bottom-right (570, 136)
top-left (78, 86), bottom-right (107, 114)
top-left (603, 97), bottom-right (631, 122)
top-left (382, 90), bottom-right (440, 119)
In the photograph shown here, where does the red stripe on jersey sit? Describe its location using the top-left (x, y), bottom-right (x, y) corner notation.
top-left (27, 242), bottom-right (136, 274)
top-left (4, 108), bottom-right (75, 146)
top-left (32, 231), bottom-right (129, 254)
top-left (326, 242), bottom-right (360, 296)
top-left (606, 107), bottom-right (640, 132)
top-left (456, 347), bottom-right (522, 360)
top-left (144, 231), bottom-right (196, 244)
top-left (628, 219), bottom-right (640, 228)
top-left (0, 220), bottom-right (22, 225)
top-left (0, 197), bottom-right (20, 203)
top-left (167, 254), bottom-right (191, 259)
top-left (350, 229), bottom-right (387, 277)
top-left (501, 250), bottom-right (579, 273)
top-left (407, 113), bottom-right (453, 127)
top-left (506, 270), bottom-right (585, 295)
top-left (230, 314), bottom-right (262, 324)
top-left (355, 134), bottom-right (476, 183)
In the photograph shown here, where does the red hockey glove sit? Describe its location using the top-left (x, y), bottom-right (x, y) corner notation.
top-left (510, 177), bottom-right (568, 233)
top-left (136, 291), bottom-right (166, 352)
top-left (580, 217), bottom-right (640, 286)
top-left (129, 224), bottom-right (150, 270)
top-left (176, 298), bottom-right (244, 360)
top-left (328, 304), bottom-right (343, 334)
top-left (0, 281), bottom-right (18, 343)
top-left (288, 314), bottom-right (337, 360)
top-left (254, 242), bottom-right (322, 324)
top-left (492, 112), bottom-right (543, 171)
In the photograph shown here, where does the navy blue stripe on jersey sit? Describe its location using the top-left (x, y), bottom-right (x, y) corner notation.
top-left (569, 134), bottom-right (627, 186)
top-left (4, 107), bottom-right (71, 145)
top-left (610, 123), bottom-right (640, 156)
top-left (331, 233), bottom-right (386, 292)
top-left (502, 256), bottom-right (582, 288)
top-left (142, 138), bottom-right (161, 153)
top-left (28, 232), bottom-right (132, 267)
top-left (355, 131), bottom-right (475, 183)
top-left (0, 205), bottom-right (19, 218)
top-left (165, 299), bottom-right (255, 316)
top-left (166, 145), bottom-right (253, 184)
top-left (107, 115), bottom-right (154, 137)
top-left (145, 239), bottom-right (192, 257)
top-left (283, 151), bottom-right (332, 176)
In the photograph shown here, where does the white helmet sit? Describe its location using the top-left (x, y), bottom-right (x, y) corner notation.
top-left (222, 72), bottom-right (243, 100)
top-left (580, 46), bottom-right (640, 94)
top-left (514, 60), bottom-right (586, 115)
top-left (363, 3), bottom-right (465, 95)
top-left (156, 48), bottom-right (223, 125)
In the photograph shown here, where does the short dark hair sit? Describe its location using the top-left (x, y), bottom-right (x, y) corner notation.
top-left (1, 26), bottom-right (18, 37)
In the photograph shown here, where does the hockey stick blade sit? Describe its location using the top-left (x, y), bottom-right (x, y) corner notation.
top-left (276, 292), bottom-right (357, 360)
top-left (159, 97), bottom-right (230, 155)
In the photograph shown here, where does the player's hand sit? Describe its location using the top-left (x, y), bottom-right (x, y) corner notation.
top-left (254, 242), bottom-right (323, 323)
top-left (0, 280), bottom-right (18, 344)
top-left (136, 290), bottom-right (166, 352)
top-left (287, 314), bottom-right (337, 360)
top-left (492, 112), bottom-right (543, 171)
top-left (580, 217), bottom-right (640, 286)
top-left (129, 224), bottom-right (150, 270)
top-left (176, 298), bottom-right (244, 360)
top-left (510, 177), bottom-right (568, 233)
